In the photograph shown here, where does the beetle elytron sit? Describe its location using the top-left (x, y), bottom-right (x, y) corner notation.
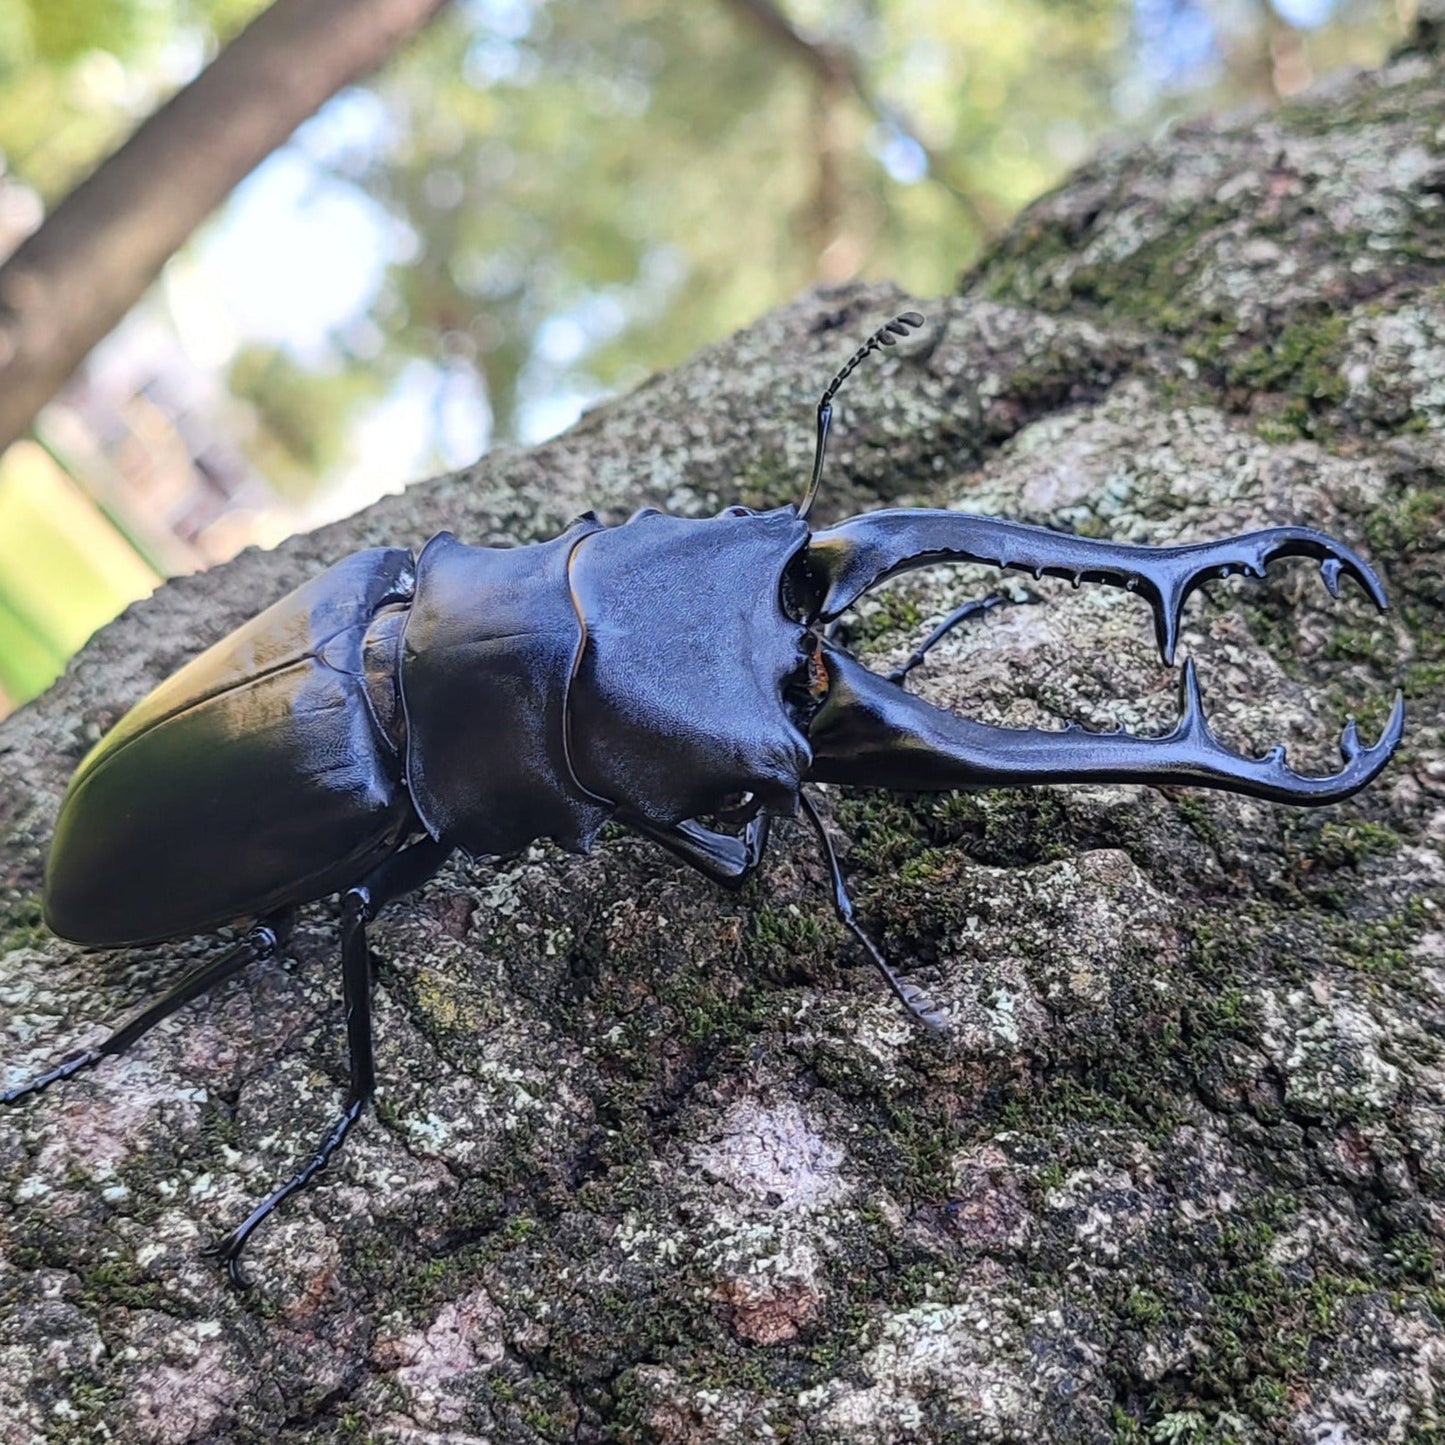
top-left (1, 313), bottom-right (1403, 1284)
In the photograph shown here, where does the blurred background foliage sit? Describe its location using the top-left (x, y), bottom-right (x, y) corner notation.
top-left (0, 0), bottom-right (1421, 715)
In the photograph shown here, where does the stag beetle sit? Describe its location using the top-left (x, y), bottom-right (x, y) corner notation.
top-left (2, 313), bottom-right (1404, 1284)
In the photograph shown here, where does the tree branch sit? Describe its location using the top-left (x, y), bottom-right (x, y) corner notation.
top-left (0, 0), bottom-right (452, 455)
top-left (717, 0), bottom-right (1004, 238)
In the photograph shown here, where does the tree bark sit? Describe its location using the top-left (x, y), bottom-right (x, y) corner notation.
top-left (0, 46), bottom-right (1442, 1445)
top-left (0, 0), bottom-right (451, 456)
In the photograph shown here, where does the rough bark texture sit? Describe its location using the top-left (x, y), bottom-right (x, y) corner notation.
top-left (2, 47), bottom-right (1444, 1445)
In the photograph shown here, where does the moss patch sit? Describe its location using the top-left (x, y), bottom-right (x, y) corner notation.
top-left (1225, 312), bottom-right (1350, 440)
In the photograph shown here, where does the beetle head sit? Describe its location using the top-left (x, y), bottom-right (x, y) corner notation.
top-left (563, 506), bottom-right (816, 826)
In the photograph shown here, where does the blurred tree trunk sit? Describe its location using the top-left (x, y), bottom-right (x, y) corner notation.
top-left (0, 0), bottom-right (451, 456)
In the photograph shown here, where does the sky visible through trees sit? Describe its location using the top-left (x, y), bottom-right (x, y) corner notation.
top-left (0, 0), bottom-right (1418, 712)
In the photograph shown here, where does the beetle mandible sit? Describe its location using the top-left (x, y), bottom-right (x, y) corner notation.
top-left (1, 312), bottom-right (1404, 1284)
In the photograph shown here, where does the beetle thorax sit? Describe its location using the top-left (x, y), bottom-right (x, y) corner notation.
top-left (562, 507), bottom-right (814, 826)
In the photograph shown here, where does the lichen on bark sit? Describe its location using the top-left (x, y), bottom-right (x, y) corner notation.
top-left (2, 46), bottom-right (1445, 1445)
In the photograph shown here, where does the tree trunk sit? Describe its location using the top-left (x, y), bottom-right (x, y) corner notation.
top-left (0, 0), bottom-right (451, 456)
top-left (0, 46), bottom-right (1442, 1445)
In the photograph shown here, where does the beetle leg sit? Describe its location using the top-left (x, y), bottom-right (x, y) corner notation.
top-left (628, 813), bottom-right (772, 890)
top-left (887, 591), bottom-right (1035, 688)
top-left (1, 916), bottom-right (288, 1106)
top-left (207, 838), bottom-right (452, 1288)
top-left (799, 792), bottom-right (944, 1030)
top-left (207, 888), bottom-right (373, 1287)
top-left (807, 510), bottom-right (1388, 665)
top-left (807, 645), bottom-right (1403, 806)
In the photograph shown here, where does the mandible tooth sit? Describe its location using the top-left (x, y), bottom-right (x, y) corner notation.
top-left (1340, 717), bottom-right (1361, 762)
top-left (1177, 658), bottom-right (1209, 736)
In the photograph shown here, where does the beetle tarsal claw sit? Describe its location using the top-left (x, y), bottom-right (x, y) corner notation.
top-left (799, 789), bottom-right (947, 1030)
top-left (201, 1237), bottom-right (254, 1291)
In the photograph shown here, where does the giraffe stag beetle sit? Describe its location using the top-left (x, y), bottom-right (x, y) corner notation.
top-left (2, 312), bottom-right (1404, 1285)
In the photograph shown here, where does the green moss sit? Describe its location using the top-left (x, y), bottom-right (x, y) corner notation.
top-left (970, 202), bottom-right (1237, 339)
top-left (1365, 487), bottom-right (1445, 595)
top-left (79, 1256), bottom-right (168, 1312)
top-left (1404, 659), bottom-right (1445, 700)
top-left (1358, 483), bottom-right (1445, 743)
top-left (832, 590), bottom-right (923, 650)
top-left (1112, 1406), bottom-right (1149, 1443)
top-left (1180, 316), bottom-right (1247, 373)
top-left (1224, 312), bottom-right (1350, 439)
top-left (834, 788), bottom-right (1081, 875)
top-left (1173, 794), bottom-right (1224, 849)
top-left (108, 1157), bottom-right (172, 1227)
top-left (0, 894), bottom-right (47, 951)
top-left (1309, 820), bottom-right (1401, 868)
top-left (746, 903), bottom-right (827, 962)
top-left (352, 1205), bottom-right (540, 1320)
top-left (1330, 895), bottom-right (1435, 978)
top-left (963, 209), bottom-right (1081, 303)
top-left (990, 899), bottom-right (1279, 1149)
top-left (1099, 1183), bottom-right (1432, 1439)
top-left (44, 1382), bottom-right (126, 1445)
top-left (1000, 1063), bottom-right (1182, 1139)
top-left (198, 1096), bottom-right (242, 1155)
top-left (1124, 1287), bottom-right (1167, 1327)
top-left (933, 790), bottom-right (1078, 867)
top-left (1146, 1410), bottom-right (1211, 1443)
top-left (730, 448), bottom-right (793, 512)
top-left (1272, 71), bottom-right (1443, 136)
top-left (1324, 619), bottom-right (1399, 670)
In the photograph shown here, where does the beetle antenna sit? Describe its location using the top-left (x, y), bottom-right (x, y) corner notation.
top-left (798, 311), bottom-right (926, 521)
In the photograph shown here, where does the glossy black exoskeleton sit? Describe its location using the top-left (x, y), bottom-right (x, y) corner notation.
top-left (2, 313), bottom-right (1404, 1284)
